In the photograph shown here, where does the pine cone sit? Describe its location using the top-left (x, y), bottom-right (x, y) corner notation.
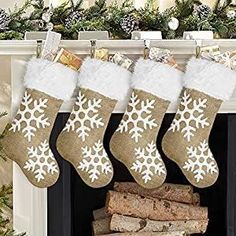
top-left (120, 14), bottom-right (139, 35)
top-left (65, 11), bottom-right (83, 29)
top-left (194, 4), bottom-right (212, 19)
top-left (0, 9), bottom-right (10, 30)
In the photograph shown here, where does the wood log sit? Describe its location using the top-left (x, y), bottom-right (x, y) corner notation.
top-left (106, 191), bottom-right (208, 221)
top-left (193, 193), bottom-right (200, 206)
top-left (110, 214), bottom-right (208, 234)
top-left (98, 231), bottom-right (186, 236)
top-left (93, 207), bottom-right (110, 220)
top-left (113, 182), bottom-right (194, 204)
top-left (92, 217), bottom-right (112, 235)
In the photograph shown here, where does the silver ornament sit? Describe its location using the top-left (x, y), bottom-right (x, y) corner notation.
top-left (42, 12), bottom-right (51, 23)
top-left (168, 17), bottom-right (179, 31)
top-left (227, 10), bottom-right (236, 19)
top-left (46, 22), bottom-right (54, 31)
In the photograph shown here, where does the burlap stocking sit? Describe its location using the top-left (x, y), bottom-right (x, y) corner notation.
top-left (57, 58), bottom-right (130, 188)
top-left (162, 58), bottom-right (236, 188)
top-left (1, 58), bottom-right (77, 188)
top-left (110, 59), bottom-right (183, 189)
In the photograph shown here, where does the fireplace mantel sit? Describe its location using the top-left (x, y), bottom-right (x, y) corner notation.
top-left (1, 39), bottom-right (236, 236)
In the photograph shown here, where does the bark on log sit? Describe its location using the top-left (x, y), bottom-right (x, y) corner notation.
top-left (110, 214), bottom-right (208, 234)
top-left (113, 182), bottom-right (194, 204)
top-left (98, 231), bottom-right (186, 236)
top-left (92, 217), bottom-right (112, 235)
top-left (193, 193), bottom-right (200, 206)
top-left (93, 207), bottom-right (110, 220)
top-left (106, 191), bottom-right (208, 221)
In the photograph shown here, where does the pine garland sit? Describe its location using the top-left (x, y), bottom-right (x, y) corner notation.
top-left (0, 0), bottom-right (235, 39)
top-left (0, 112), bottom-right (25, 235)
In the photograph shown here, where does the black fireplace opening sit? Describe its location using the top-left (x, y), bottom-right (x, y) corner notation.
top-left (48, 113), bottom-right (236, 236)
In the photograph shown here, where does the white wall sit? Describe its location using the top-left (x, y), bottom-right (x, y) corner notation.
top-left (0, 0), bottom-right (222, 12)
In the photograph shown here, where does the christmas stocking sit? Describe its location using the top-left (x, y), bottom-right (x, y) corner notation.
top-left (1, 58), bottom-right (77, 188)
top-left (57, 58), bottom-right (130, 188)
top-left (110, 59), bottom-right (183, 189)
top-left (162, 58), bottom-right (236, 188)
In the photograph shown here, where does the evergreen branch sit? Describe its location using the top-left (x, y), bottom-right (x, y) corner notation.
top-left (9, 0), bottom-right (32, 19)
top-left (0, 112), bottom-right (7, 119)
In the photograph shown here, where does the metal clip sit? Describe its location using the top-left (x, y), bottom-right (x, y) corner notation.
top-left (36, 40), bottom-right (43, 58)
top-left (195, 40), bottom-right (202, 59)
top-left (90, 39), bottom-right (96, 58)
top-left (143, 40), bottom-right (150, 59)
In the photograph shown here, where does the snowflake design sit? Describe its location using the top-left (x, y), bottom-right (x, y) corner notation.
top-left (24, 140), bottom-right (58, 182)
top-left (131, 141), bottom-right (166, 183)
top-left (78, 140), bottom-right (112, 183)
top-left (183, 140), bottom-right (218, 183)
top-left (9, 91), bottom-right (50, 142)
top-left (63, 91), bottom-right (104, 142)
top-left (169, 91), bottom-right (209, 142)
top-left (117, 92), bottom-right (157, 143)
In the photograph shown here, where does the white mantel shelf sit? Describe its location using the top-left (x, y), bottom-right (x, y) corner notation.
top-left (1, 39), bottom-right (236, 114)
top-left (1, 39), bottom-right (236, 55)
top-left (1, 39), bottom-right (236, 236)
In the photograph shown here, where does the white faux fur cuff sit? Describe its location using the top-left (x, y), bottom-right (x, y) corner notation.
top-left (184, 58), bottom-right (236, 101)
top-left (24, 58), bottom-right (78, 101)
top-left (131, 59), bottom-right (183, 102)
top-left (78, 58), bottom-right (131, 100)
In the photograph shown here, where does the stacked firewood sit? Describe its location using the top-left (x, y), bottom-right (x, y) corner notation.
top-left (92, 182), bottom-right (209, 236)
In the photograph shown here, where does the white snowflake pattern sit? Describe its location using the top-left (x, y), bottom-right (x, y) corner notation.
top-left (9, 91), bottom-right (50, 142)
top-left (117, 92), bottom-right (157, 143)
top-left (63, 91), bottom-right (104, 141)
top-left (24, 140), bottom-right (58, 182)
top-left (78, 140), bottom-right (112, 183)
top-left (183, 140), bottom-right (218, 183)
top-left (169, 91), bottom-right (209, 142)
top-left (131, 141), bottom-right (166, 183)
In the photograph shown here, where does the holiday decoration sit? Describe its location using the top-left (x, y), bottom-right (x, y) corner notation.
top-left (24, 140), bottom-right (59, 183)
top-left (0, 9), bottom-right (10, 30)
top-left (162, 58), bottom-right (236, 188)
top-left (120, 14), bottom-right (139, 35)
top-left (1, 58), bottom-right (77, 188)
top-left (78, 140), bottom-right (113, 183)
top-left (168, 91), bottom-right (209, 142)
top-left (0, 0), bottom-right (235, 39)
top-left (168, 17), bottom-right (179, 30)
top-left (54, 48), bottom-right (83, 71)
top-left (9, 91), bottom-right (50, 142)
top-left (131, 141), bottom-right (166, 184)
top-left (65, 10), bottom-right (83, 29)
top-left (0, 184), bottom-right (26, 236)
top-left (57, 58), bottom-right (130, 188)
top-left (110, 59), bottom-right (183, 189)
top-left (193, 4), bottom-right (212, 19)
top-left (110, 53), bottom-right (134, 71)
top-left (226, 9), bottom-right (236, 18)
top-left (148, 47), bottom-right (183, 71)
top-left (63, 91), bottom-right (104, 142)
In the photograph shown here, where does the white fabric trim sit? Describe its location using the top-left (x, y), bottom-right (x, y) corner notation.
top-left (184, 58), bottom-right (236, 101)
top-left (78, 58), bottom-right (131, 100)
top-left (24, 58), bottom-right (78, 101)
top-left (131, 58), bottom-right (183, 102)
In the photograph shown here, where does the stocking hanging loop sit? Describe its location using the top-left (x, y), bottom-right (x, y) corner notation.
top-left (36, 40), bottom-right (43, 58)
top-left (143, 40), bottom-right (150, 59)
top-left (90, 39), bottom-right (96, 58)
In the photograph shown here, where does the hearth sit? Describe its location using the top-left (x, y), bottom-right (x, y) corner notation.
top-left (47, 113), bottom-right (236, 236)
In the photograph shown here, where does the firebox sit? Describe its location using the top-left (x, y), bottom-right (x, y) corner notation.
top-left (48, 113), bottom-right (236, 236)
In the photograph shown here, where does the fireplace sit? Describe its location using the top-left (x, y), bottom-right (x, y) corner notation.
top-left (5, 39), bottom-right (236, 236)
top-left (48, 112), bottom-right (236, 236)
